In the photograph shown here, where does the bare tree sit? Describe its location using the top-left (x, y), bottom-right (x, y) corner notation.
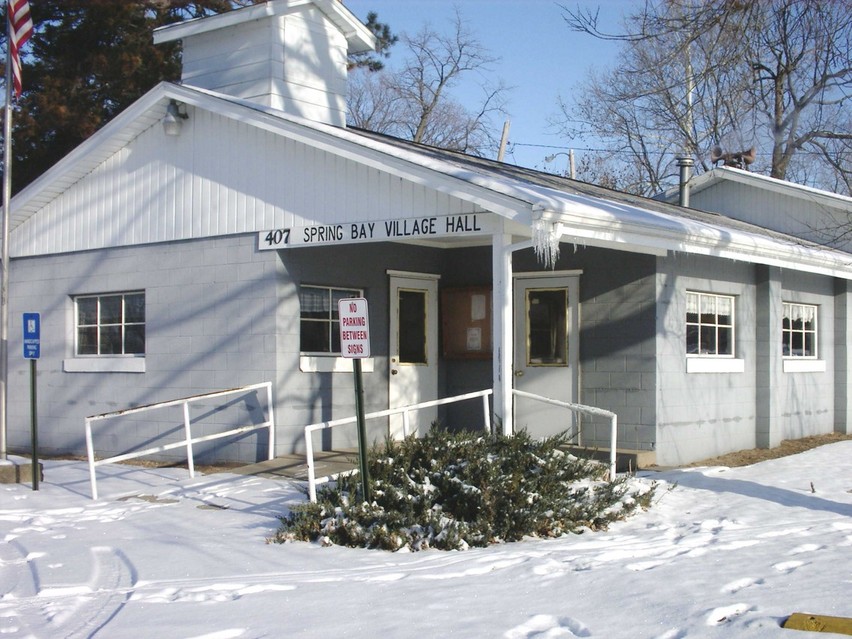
top-left (348, 10), bottom-right (508, 156)
top-left (555, 0), bottom-right (852, 196)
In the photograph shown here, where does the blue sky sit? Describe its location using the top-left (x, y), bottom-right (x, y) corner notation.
top-left (343, 1), bottom-right (636, 171)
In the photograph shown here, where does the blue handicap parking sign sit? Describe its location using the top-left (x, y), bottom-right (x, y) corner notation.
top-left (23, 312), bottom-right (40, 359)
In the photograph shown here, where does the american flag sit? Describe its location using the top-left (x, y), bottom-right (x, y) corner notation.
top-left (8, 0), bottom-right (33, 98)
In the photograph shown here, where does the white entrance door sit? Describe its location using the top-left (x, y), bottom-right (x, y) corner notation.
top-left (513, 274), bottom-right (580, 440)
top-left (389, 272), bottom-right (439, 438)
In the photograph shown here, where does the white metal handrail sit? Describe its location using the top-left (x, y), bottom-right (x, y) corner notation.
top-left (512, 389), bottom-right (618, 479)
top-left (85, 382), bottom-right (275, 500)
top-left (304, 389), bottom-right (493, 502)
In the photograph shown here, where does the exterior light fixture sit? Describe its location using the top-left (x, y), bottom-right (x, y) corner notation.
top-left (544, 150), bottom-right (575, 179)
top-left (162, 100), bottom-right (188, 136)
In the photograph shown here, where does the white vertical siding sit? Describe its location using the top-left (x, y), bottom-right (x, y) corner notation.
top-left (11, 111), bottom-right (486, 258)
top-left (179, 7), bottom-right (348, 125)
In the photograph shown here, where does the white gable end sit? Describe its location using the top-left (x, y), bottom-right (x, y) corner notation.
top-left (10, 104), bottom-right (485, 258)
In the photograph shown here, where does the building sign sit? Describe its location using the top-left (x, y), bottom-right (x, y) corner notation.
top-left (338, 298), bottom-right (370, 359)
top-left (258, 213), bottom-right (492, 250)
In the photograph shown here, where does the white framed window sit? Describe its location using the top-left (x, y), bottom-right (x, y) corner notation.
top-left (75, 292), bottom-right (145, 356)
top-left (782, 302), bottom-right (817, 358)
top-left (686, 291), bottom-right (734, 357)
top-left (299, 285), bottom-right (362, 355)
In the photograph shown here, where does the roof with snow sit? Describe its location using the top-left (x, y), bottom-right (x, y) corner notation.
top-left (7, 82), bottom-right (852, 279)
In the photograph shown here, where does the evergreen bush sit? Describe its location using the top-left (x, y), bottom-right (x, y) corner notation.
top-left (273, 429), bottom-right (655, 551)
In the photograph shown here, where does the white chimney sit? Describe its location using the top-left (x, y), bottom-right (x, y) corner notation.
top-left (154, 0), bottom-right (376, 127)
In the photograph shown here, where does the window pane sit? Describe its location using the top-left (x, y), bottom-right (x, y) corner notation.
top-left (804, 333), bottom-right (815, 357)
top-left (125, 294), bottom-right (145, 323)
top-left (686, 293), bottom-right (698, 318)
top-left (300, 320), bottom-right (329, 352)
top-left (78, 298), bottom-right (98, 325)
top-left (791, 330), bottom-right (803, 356)
top-left (527, 288), bottom-right (567, 365)
top-left (300, 288), bottom-right (329, 319)
top-left (716, 297), bottom-right (732, 326)
top-left (399, 289), bottom-right (427, 364)
top-left (99, 325), bottom-right (122, 355)
top-left (78, 327), bottom-right (98, 355)
top-left (125, 325), bottom-right (145, 354)
top-left (700, 325), bottom-right (716, 354)
top-left (686, 325), bottom-right (699, 354)
top-left (331, 322), bottom-right (342, 353)
top-left (791, 304), bottom-right (803, 323)
top-left (717, 326), bottom-right (732, 355)
top-left (700, 295), bottom-right (716, 323)
top-left (100, 296), bottom-right (122, 324)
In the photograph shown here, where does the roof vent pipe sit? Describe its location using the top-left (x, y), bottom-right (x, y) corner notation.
top-left (676, 156), bottom-right (694, 207)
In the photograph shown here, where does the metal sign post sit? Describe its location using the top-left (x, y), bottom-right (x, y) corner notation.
top-left (22, 312), bottom-right (39, 490)
top-left (338, 298), bottom-right (371, 503)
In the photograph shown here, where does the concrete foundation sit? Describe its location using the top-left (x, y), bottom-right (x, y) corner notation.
top-left (0, 460), bottom-right (44, 485)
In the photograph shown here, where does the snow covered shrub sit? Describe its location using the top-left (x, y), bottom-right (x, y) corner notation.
top-left (273, 429), bottom-right (655, 551)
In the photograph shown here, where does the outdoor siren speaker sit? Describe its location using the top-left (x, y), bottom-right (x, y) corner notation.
top-left (710, 146), bottom-right (756, 170)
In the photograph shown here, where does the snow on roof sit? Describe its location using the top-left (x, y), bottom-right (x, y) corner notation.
top-left (8, 83), bottom-right (852, 280)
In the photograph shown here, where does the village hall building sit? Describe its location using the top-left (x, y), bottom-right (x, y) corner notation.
top-left (5, 0), bottom-right (852, 469)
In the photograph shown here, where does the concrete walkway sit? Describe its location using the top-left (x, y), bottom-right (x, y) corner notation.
top-left (228, 449), bottom-right (358, 481)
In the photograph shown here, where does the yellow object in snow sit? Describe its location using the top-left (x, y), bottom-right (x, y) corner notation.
top-left (783, 613), bottom-right (852, 635)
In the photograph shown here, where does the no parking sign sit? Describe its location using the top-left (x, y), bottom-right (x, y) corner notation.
top-left (337, 297), bottom-right (371, 501)
top-left (338, 298), bottom-right (370, 358)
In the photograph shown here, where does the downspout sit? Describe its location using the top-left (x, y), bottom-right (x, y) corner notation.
top-left (677, 156), bottom-right (694, 207)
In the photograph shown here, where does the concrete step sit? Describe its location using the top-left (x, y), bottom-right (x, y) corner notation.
top-left (563, 446), bottom-right (656, 473)
top-left (0, 460), bottom-right (44, 485)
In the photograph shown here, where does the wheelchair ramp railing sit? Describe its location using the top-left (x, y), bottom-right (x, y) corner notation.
top-left (85, 382), bottom-right (275, 499)
top-left (304, 389), bottom-right (493, 502)
top-left (512, 389), bottom-right (617, 479)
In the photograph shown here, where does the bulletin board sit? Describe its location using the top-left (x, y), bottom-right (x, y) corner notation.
top-left (441, 287), bottom-right (492, 359)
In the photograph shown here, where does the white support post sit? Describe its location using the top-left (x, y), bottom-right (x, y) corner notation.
top-left (492, 225), bottom-right (515, 436)
top-left (609, 413), bottom-right (618, 480)
top-left (85, 419), bottom-right (98, 500)
top-left (481, 393), bottom-right (492, 435)
top-left (183, 401), bottom-right (195, 478)
top-left (306, 427), bottom-right (317, 503)
top-left (265, 382), bottom-right (275, 460)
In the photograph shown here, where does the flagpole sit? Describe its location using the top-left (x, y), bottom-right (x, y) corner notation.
top-left (1, 5), bottom-right (14, 460)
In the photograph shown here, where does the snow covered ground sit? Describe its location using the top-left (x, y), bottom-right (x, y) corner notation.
top-left (1, 441), bottom-right (850, 638)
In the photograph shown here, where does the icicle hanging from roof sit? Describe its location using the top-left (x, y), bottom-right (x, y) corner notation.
top-left (532, 218), bottom-right (561, 269)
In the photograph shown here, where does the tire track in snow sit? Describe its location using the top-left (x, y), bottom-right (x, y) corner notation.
top-left (0, 537), bottom-right (41, 636)
top-left (0, 545), bottom-right (135, 638)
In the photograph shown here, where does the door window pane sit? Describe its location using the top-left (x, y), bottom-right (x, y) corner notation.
top-left (526, 288), bottom-right (568, 366)
top-left (398, 289), bottom-right (427, 364)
